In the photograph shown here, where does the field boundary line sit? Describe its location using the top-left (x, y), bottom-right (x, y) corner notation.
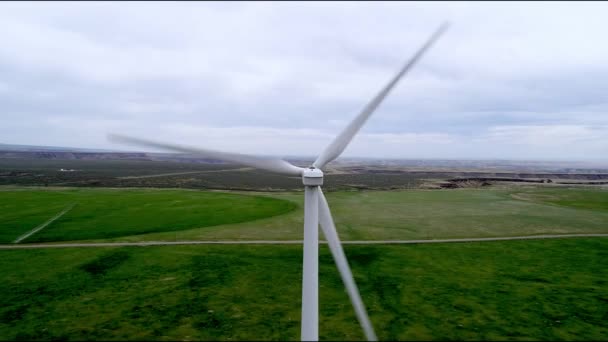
top-left (116, 167), bottom-right (253, 180)
top-left (13, 203), bottom-right (76, 244)
top-left (2, 233), bottom-right (607, 249)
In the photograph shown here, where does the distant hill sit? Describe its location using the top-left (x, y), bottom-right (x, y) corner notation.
top-left (0, 143), bottom-right (118, 153)
top-left (0, 143), bottom-right (228, 164)
top-left (0, 150), bottom-right (151, 161)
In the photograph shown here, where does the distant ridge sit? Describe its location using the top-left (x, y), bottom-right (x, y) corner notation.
top-left (0, 143), bottom-right (227, 164)
top-left (0, 143), bottom-right (119, 153)
top-left (1, 143), bottom-right (607, 171)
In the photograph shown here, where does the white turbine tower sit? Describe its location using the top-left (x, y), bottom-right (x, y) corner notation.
top-left (109, 23), bottom-right (448, 342)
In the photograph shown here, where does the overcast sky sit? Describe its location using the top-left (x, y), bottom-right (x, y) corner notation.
top-left (1, 1), bottom-right (607, 161)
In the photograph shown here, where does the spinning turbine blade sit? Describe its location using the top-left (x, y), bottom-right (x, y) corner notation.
top-left (318, 189), bottom-right (377, 341)
top-left (108, 134), bottom-right (304, 176)
top-left (313, 22), bottom-right (449, 169)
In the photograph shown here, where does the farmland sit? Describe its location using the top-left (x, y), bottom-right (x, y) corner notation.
top-left (0, 157), bottom-right (426, 191)
top-left (3, 156), bottom-right (608, 192)
top-left (0, 188), bottom-right (295, 243)
top-left (1, 239), bottom-right (607, 341)
top-left (1, 186), bottom-right (607, 244)
top-left (1, 156), bottom-right (607, 341)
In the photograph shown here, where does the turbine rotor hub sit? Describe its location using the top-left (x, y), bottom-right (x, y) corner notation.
top-left (302, 167), bottom-right (324, 186)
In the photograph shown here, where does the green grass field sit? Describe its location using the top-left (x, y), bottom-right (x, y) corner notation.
top-left (511, 187), bottom-right (608, 211)
top-left (1, 186), bottom-right (607, 341)
top-left (0, 239), bottom-right (606, 341)
top-left (1, 186), bottom-right (607, 244)
top-left (0, 188), bottom-right (295, 243)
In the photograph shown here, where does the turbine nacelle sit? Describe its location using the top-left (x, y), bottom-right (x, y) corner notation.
top-left (302, 167), bottom-right (323, 186)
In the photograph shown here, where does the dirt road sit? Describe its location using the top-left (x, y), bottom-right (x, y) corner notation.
top-left (1, 233), bottom-right (607, 249)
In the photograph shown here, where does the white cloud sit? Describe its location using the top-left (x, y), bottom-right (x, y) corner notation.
top-left (0, 2), bottom-right (607, 162)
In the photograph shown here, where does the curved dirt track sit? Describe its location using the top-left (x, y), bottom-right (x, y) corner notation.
top-left (1, 233), bottom-right (607, 249)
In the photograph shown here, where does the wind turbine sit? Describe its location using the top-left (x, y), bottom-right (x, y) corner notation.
top-left (109, 23), bottom-right (448, 342)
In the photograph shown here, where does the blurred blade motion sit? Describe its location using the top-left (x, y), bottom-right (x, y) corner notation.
top-left (313, 22), bottom-right (449, 169)
top-left (318, 188), bottom-right (377, 341)
top-left (108, 133), bottom-right (304, 176)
